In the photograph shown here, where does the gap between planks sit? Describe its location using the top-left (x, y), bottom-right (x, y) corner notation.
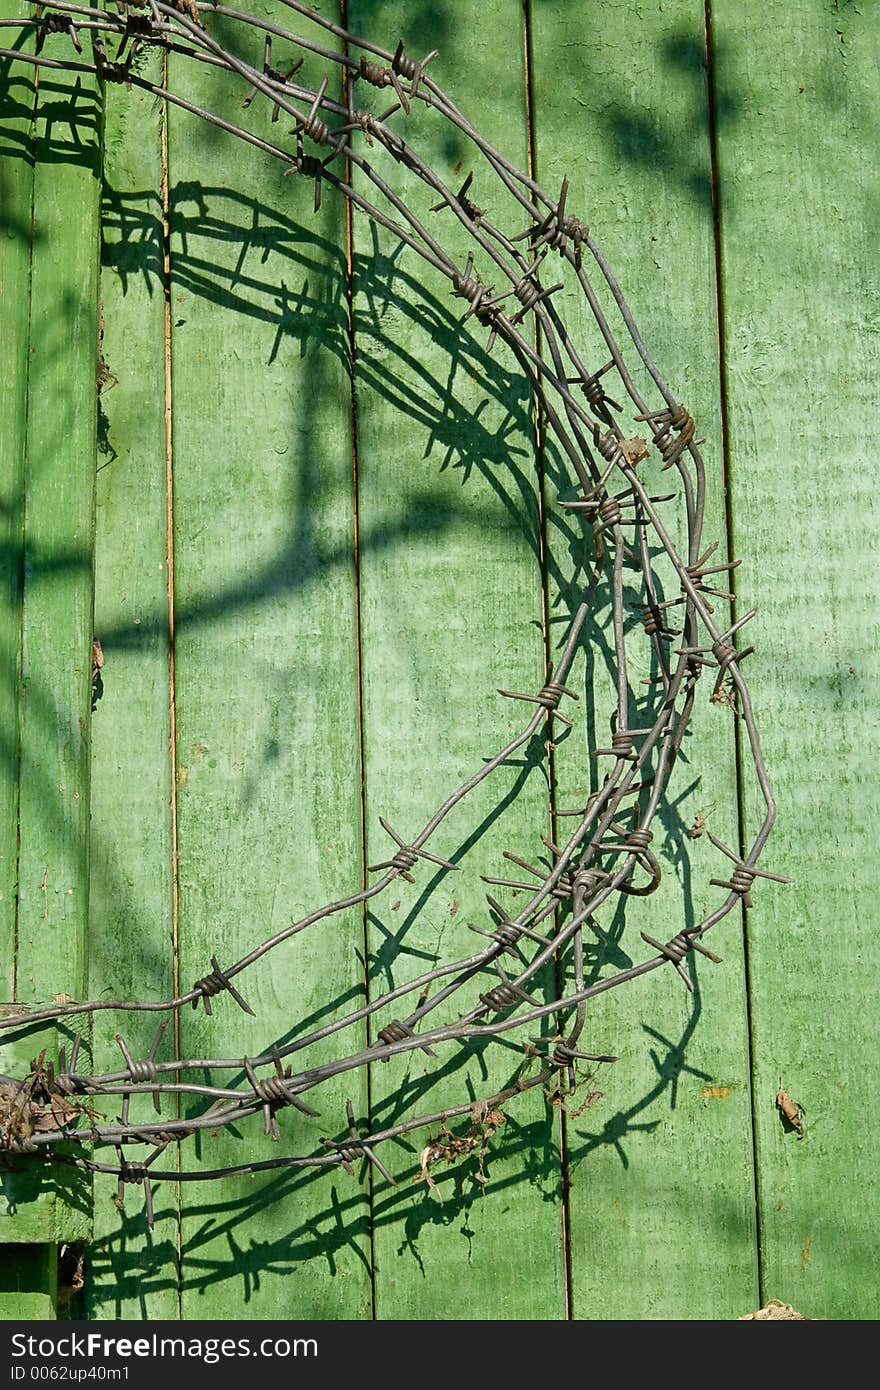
top-left (340, 0), bottom-right (378, 1321)
top-left (522, 0), bottom-right (573, 1322)
top-left (159, 53), bottom-right (184, 1316)
top-left (703, 0), bottom-right (763, 1304)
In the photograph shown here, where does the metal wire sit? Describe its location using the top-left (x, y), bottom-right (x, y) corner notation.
top-left (0, 1), bottom-right (788, 1226)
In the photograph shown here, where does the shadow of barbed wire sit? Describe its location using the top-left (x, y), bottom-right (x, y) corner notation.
top-left (4, 164), bottom-right (721, 1312)
top-left (0, 2), bottom-right (758, 1320)
top-left (82, 1093), bottom-right (558, 1314)
top-left (78, 973), bottom-right (718, 1315)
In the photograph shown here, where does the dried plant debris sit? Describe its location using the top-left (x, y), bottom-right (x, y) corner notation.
top-left (91, 638), bottom-right (105, 711)
top-left (415, 1106), bottom-right (505, 1199)
top-left (777, 1088), bottom-right (806, 1140)
top-left (0, 1057), bottom-right (86, 1155)
top-left (0, 2), bottom-right (788, 1219)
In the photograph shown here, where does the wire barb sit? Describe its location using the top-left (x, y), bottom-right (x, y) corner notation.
top-left (115, 1022), bottom-right (167, 1113)
top-left (640, 930), bottom-right (722, 993)
top-left (0, 0), bottom-right (784, 1196)
top-left (192, 955), bottom-right (255, 1017)
top-left (321, 1099), bottom-right (397, 1185)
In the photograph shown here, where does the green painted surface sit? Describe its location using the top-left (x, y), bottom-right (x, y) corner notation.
top-left (349, 0), bottom-right (567, 1320)
top-left (711, 0), bottom-right (880, 1322)
top-left (0, 1244), bottom-right (56, 1320)
top-left (169, 8), bottom-right (371, 1318)
top-left (85, 56), bottom-right (179, 1318)
top-left (16, 34), bottom-right (100, 1010)
top-left (0, 0), bottom-right (33, 967)
top-left (1, 29), bottom-right (99, 1254)
top-left (529, 0), bottom-right (759, 1319)
top-left (0, 0), bottom-right (877, 1323)
top-left (0, 1024), bottom-right (90, 1248)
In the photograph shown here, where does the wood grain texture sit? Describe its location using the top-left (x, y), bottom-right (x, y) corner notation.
top-left (1, 0), bottom-right (877, 1324)
top-left (15, 37), bottom-right (100, 1012)
top-left (1, 31), bottom-right (100, 1258)
top-left (84, 56), bottom-right (179, 1319)
top-left (170, 8), bottom-right (371, 1319)
top-left (348, 0), bottom-right (567, 1320)
top-left (711, 0), bottom-right (880, 1321)
top-left (0, 0), bottom-right (33, 970)
top-left (529, 0), bottom-right (759, 1318)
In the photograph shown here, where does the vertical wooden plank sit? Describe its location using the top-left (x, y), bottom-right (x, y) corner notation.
top-left (0, 0), bottom-right (33, 970)
top-left (1, 30), bottom-right (100, 1261)
top-left (348, 0), bottom-right (567, 1319)
top-left (84, 54), bottom-right (179, 1317)
top-left (171, 9), bottom-right (371, 1318)
top-left (711, 0), bottom-right (880, 1320)
top-left (529, 0), bottom-right (759, 1318)
top-left (16, 38), bottom-right (100, 1021)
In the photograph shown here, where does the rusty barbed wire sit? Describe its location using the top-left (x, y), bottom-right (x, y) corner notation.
top-left (0, 1), bottom-right (788, 1225)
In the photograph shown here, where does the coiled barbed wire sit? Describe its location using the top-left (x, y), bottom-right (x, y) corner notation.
top-left (0, 0), bottom-right (788, 1225)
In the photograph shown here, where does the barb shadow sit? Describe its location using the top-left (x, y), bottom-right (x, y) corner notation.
top-left (0, 12), bottom-right (752, 1320)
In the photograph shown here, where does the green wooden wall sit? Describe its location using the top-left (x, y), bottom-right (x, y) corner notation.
top-left (0, 0), bottom-right (877, 1321)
